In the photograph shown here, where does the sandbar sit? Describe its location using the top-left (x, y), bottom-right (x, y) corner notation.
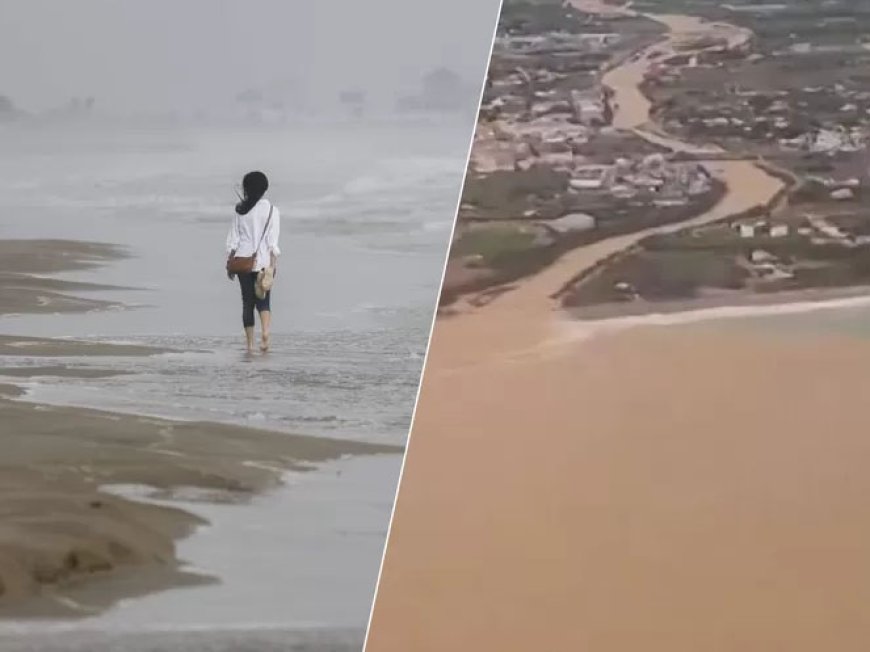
top-left (0, 239), bottom-right (401, 616)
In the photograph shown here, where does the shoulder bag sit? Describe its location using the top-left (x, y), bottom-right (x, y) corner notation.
top-left (226, 205), bottom-right (273, 275)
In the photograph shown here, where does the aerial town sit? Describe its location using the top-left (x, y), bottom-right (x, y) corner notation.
top-left (444, 0), bottom-right (870, 313)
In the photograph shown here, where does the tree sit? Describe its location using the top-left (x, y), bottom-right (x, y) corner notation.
top-left (339, 90), bottom-right (367, 118)
top-left (0, 95), bottom-right (17, 116)
top-left (236, 88), bottom-right (264, 104)
top-left (421, 67), bottom-right (464, 110)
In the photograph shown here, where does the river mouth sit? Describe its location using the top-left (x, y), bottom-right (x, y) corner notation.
top-left (361, 3), bottom-right (860, 650)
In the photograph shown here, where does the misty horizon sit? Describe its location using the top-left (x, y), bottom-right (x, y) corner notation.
top-left (0, 0), bottom-right (500, 117)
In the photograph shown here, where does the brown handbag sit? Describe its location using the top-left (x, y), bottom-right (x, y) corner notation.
top-left (226, 206), bottom-right (273, 275)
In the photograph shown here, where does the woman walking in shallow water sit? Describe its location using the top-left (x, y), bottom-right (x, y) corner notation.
top-left (226, 171), bottom-right (280, 353)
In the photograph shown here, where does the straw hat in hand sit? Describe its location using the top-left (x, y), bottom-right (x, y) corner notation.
top-left (255, 266), bottom-right (274, 300)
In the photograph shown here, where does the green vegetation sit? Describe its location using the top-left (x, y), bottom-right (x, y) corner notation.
top-left (565, 211), bottom-right (870, 309)
top-left (452, 225), bottom-right (539, 267)
top-left (504, 0), bottom-right (564, 5)
top-left (462, 167), bottom-right (570, 219)
top-left (499, 1), bottom-right (598, 35)
top-left (635, 0), bottom-right (870, 48)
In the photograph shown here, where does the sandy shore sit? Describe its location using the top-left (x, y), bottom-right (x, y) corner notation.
top-left (0, 627), bottom-right (365, 652)
top-left (0, 240), bottom-right (138, 316)
top-left (565, 284), bottom-right (870, 323)
top-left (0, 395), bottom-right (394, 618)
top-left (0, 240), bottom-right (400, 617)
top-left (0, 366), bottom-right (132, 380)
top-left (363, 7), bottom-right (870, 651)
top-left (0, 335), bottom-right (169, 358)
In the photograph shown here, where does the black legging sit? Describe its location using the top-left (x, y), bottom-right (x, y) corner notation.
top-left (238, 272), bottom-right (271, 328)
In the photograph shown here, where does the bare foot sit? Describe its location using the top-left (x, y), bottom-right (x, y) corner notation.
top-left (260, 334), bottom-right (271, 353)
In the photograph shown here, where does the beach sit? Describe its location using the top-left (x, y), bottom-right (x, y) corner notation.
top-left (0, 239), bottom-right (397, 618)
top-left (0, 627), bottom-right (365, 652)
top-left (365, 4), bottom-right (870, 650)
top-left (0, 122), bottom-right (462, 442)
top-left (0, 119), bottom-right (470, 634)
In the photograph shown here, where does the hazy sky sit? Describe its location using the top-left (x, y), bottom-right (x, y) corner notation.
top-left (0, 0), bottom-right (501, 113)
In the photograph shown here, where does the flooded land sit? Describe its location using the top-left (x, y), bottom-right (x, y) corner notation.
top-left (365, 2), bottom-right (870, 651)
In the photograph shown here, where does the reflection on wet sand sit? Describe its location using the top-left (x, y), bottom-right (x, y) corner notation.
top-left (0, 240), bottom-right (398, 617)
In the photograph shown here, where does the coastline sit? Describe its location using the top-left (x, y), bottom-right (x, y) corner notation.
top-left (563, 284), bottom-right (870, 324)
top-left (0, 240), bottom-right (137, 317)
top-left (0, 375), bottom-right (398, 619)
top-left (0, 239), bottom-right (400, 617)
top-left (0, 626), bottom-right (366, 652)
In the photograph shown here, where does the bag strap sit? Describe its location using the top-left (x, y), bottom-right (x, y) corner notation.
top-left (254, 205), bottom-right (274, 255)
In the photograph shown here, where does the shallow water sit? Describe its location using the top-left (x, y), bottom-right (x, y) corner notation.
top-left (0, 119), bottom-right (470, 443)
top-left (0, 627), bottom-right (364, 652)
top-left (0, 119), bottom-right (470, 635)
top-left (732, 303), bottom-right (870, 339)
top-left (0, 455), bottom-right (400, 636)
top-left (15, 329), bottom-right (423, 444)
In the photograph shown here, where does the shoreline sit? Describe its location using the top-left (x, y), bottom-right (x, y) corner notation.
top-left (563, 284), bottom-right (870, 325)
top-left (0, 626), bottom-right (367, 652)
top-left (0, 240), bottom-right (137, 318)
top-left (0, 394), bottom-right (400, 619)
top-left (0, 239), bottom-right (401, 618)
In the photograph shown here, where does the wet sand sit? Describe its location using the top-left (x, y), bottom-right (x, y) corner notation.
top-left (0, 240), bottom-right (400, 617)
top-left (0, 393), bottom-right (396, 618)
top-left (566, 284), bottom-right (870, 322)
top-left (0, 366), bottom-right (132, 380)
top-left (0, 627), bottom-right (365, 652)
top-left (363, 8), bottom-right (870, 651)
top-left (0, 240), bottom-right (136, 316)
top-left (0, 335), bottom-right (169, 358)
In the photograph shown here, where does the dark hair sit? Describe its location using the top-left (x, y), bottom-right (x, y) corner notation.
top-left (235, 170), bottom-right (269, 215)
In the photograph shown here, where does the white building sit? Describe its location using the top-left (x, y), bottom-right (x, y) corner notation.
top-left (770, 224), bottom-right (789, 238)
top-left (570, 165), bottom-right (612, 190)
top-left (548, 213), bottom-right (596, 234)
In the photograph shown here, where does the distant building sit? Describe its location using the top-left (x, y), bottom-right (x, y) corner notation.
top-left (548, 213), bottom-right (596, 234)
top-left (723, 3), bottom-right (787, 14)
top-left (735, 221), bottom-right (789, 239)
top-left (570, 89), bottom-right (608, 127)
top-left (397, 67), bottom-right (470, 114)
top-left (570, 165), bottom-right (611, 190)
top-left (831, 187), bottom-right (855, 201)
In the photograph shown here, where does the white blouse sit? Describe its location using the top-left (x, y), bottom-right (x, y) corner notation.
top-left (226, 198), bottom-right (281, 272)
